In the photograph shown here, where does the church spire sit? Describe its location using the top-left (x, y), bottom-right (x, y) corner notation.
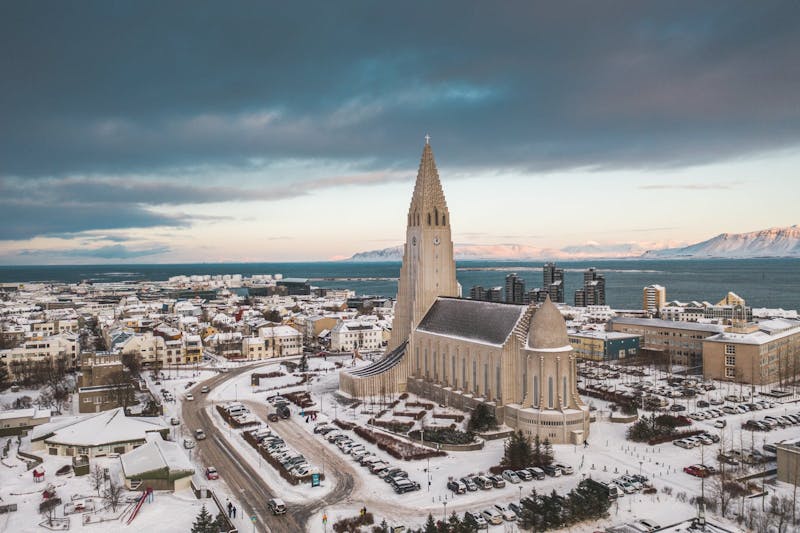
top-left (408, 138), bottom-right (448, 227)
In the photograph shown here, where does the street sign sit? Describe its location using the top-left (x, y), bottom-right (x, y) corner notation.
top-left (250, 516), bottom-right (256, 523)
top-left (311, 472), bottom-right (321, 487)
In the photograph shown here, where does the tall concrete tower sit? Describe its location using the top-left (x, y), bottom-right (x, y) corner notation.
top-left (388, 138), bottom-right (459, 350)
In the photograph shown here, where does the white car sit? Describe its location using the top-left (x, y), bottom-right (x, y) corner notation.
top-left (481, 508), bottom-right (503, 525)
top-left (502, 470), bottom-right (521, 484)
top-left (185, 393), bottom-right (194, 401)
top-left (493, 504), bottom-right (517, 522)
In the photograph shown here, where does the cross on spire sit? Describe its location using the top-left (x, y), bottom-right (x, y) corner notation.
top-left (424, 133), bottom-right (430, 145)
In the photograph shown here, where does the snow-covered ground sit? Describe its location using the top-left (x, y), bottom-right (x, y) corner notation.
top-left (0, 440), bottom-right (207, 533)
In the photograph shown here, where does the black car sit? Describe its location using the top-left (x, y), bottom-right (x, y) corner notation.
top-left (669, 404), bottom-right (686, 412)
top-left (697, 400), bottom-right (710, 408)
top-left (447, 480), bottom-right (466, 494)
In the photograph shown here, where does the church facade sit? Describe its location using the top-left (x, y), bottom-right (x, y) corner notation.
top-left (340, 140), bottom-right (590, 444)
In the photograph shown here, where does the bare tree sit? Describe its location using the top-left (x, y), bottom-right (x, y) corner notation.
top-left (768, 495), bottom-right (793, 533)
top-left (39, 498), bottom-right (59, 526)
top-left (105, 370), bottom-right (134, 409)
top-left (103, 482), bottom-right (123, 512)
top-left (90, 464), bottom-right (105, 496)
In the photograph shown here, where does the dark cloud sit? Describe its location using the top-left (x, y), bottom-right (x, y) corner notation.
top-left (1, 1), bottom-right (798, 179)
top-left (0, 200), bottom-right (189, 240)
top-left (18, 244), bottom-right (169, 259)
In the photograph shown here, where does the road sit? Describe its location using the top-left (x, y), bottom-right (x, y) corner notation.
top-left (181, 366), bottom-right (309, 533)
top-left (182, 365), bottom-right (360, 532)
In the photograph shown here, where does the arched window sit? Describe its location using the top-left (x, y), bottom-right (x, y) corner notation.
top-left (434, 208), bottom-right (439, 226)
top-left (442, 215), bottom-right (446, 226)
top-left (533, 375), bottom-right (539, 407)
top-left (563, 377), bottom-right (568, 407)
top-left (548, 377), bottom-right (554, 409)
top-left (427, 213), bottom-right (431, 225)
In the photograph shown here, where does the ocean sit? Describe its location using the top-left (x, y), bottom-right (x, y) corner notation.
top-left (0, 259), bottom-right (798, 311)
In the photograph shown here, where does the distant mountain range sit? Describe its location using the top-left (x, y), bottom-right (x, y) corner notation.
top-left (642, 225), bottom-right (800, 259)
top-left (344, 225), bottom-right (800, 261)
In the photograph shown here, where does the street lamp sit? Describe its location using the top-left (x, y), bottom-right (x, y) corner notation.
top-left (443, 500), bottom-right (447, 524)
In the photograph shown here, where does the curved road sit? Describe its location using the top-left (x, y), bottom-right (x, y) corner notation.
top-left (182, 364), bottom-right (356, 532)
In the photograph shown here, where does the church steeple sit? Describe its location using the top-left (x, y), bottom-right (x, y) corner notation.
top-left (388, 137), bottom-right (459, 350)
top-left (407, 140), bottom-right (449, 229)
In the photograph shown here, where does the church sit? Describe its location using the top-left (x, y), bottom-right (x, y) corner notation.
top-left (339, 139), bottom-right (590, 444)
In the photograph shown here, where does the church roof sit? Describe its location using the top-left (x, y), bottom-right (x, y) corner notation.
top-left (527, 296), bottom-right (570, 350)
top-left (416, 297), bottom-right (527, 346)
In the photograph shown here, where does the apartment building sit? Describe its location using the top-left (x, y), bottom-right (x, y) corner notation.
top-left (702, 319), bottom-right (800, 385)
top-left (0, 334), bottom-right (79, 380)
top-left (642, 285), bottom-right (667, 315)
top-left (330, 319), bottom-right (383, 351)
top-left (258, 325), bottom-right (303, 357)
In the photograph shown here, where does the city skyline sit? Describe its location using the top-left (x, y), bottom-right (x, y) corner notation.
top-left (2, 2), bottom-right (800, 264)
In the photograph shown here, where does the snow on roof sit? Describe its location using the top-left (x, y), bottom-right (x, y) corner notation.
top-left (259, 325), bottom-right (301, 338)
top-left (34, 408), bottom-right (167, 447)
top-left (609, 317), bottom-right (725, 333)
top-left (120, 435), bottom-right (194, 478)
top-left (0, 407), bottom-right (50, 421)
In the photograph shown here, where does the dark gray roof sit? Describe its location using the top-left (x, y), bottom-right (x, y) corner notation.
top-left (416, 297), bottom-right (527, 345)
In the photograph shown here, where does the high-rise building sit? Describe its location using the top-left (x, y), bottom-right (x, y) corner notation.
top-left (527, 288), bottom-right (548, 304)
top-left (542, 262), bottom-right (565, 303)
top-left (486, 287), bottom-right (503, 302)
top-left (643, 285), bottom-right (666, 315)
top-left (505, 273), bottom-right (526, 304)
top-left (469, 285), bottom-right (486, 300)
top-left (575, 268), bottom-right (605, 307)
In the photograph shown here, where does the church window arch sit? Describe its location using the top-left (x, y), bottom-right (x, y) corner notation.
top-left (548, 377), bottom-right (554, 408)
top-left (533, 375), bottom-right (539, 407)
top-left (442, 215), bottom-right (446, 226)
top-left (434, 207), bottom-right (439, 226)
top-left (427, 213), bottom-right (431, 226)
top-left (563, 377), bottom-right (568, 407)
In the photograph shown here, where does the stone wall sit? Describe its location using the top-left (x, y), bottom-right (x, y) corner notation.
top-left (406, 377), bottom-right (504, 424)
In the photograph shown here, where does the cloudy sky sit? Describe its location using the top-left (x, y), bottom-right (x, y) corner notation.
top-left (1, 1), bottom-right (799, 264)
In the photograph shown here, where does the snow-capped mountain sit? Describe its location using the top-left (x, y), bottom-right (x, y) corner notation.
top-left (345, 242), bottom-right (649, 261)
top-left (642, 226), bottom-right (800, 259)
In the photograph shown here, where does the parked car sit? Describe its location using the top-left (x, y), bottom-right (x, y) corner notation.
top-left (464, 511), bottom-right (488, 530)
top-left (684, 464), bottom-right (710, 478)
top-left (515, 469), bottom-right (533, 482)
top-left (183, 438), bottom-right (195, 449)
top-left (488, 475), bottom-right (506, 488)
top-left (185, 393), bottom-right (194, 401)
top-left (195, 429), bottom-right (206, 440)
top-left (541, 464), bottom-right (562, 477)
top-left (502, 470), bottom-right (521, 484)
top-left (525, 467), bottom-right (546, 480)
top-left (481, 508), bottom-right (503, 525)
top-left (170, 417), bottom-right (180, 426)
top-left (554, 462), bottom-right (574, 475)
top-left (493, 504), bottom-right (517, 522)
top-left (205, 467), bottom-right (219, 480)
top-left (473, 476), bottom-right (493, 490)
top-left (714, 419), bottom-right (727, 429)
top-left (268, 498), bottom-right (286, 515)
top-left (200, 386), bottom-right (210, 393)
top-left (460, 477), bottom-right (478, 491)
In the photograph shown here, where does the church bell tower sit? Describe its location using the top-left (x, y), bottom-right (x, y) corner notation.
top-left (388, 137), bottom-right (459, 350)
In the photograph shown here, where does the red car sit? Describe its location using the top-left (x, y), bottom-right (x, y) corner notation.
top-left (205, 467), bottom-right (219, 480)
top-left (683, 465), bottom-right (709, 478)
